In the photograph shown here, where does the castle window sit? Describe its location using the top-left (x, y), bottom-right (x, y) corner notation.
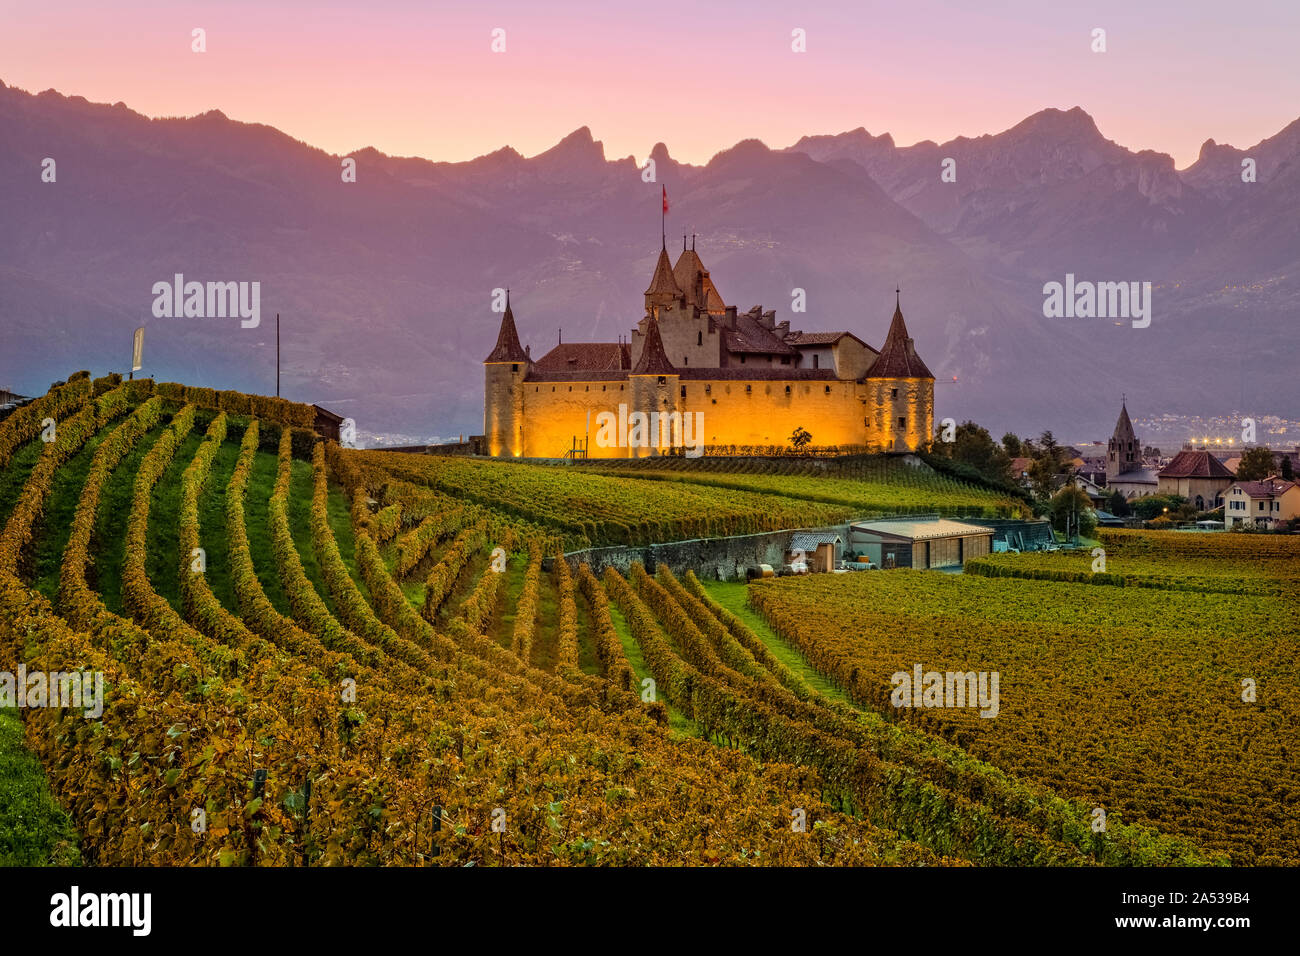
top-left (781, 357), bottom-right (790, 365)
top-left (568, 386), bottom-right (572, 392)
top-left (697, 331), bottom-right (703, 346)
top-left (825, 385), bottom-right (831, 394)
top-left (552, 387), bottom-right (555, 392)
top-left (602, 386), bottom-right (606, 391)
top-left (712, 399), bottom-right (717, 404)
top-left (740, 356), bottom-right (746, 364)
top-left (785, 385), bottom-right (791, 394)
top-left (898, 416), bottom-right (906, 428)
top-left (512, 364), bottom-right (518, 373)
top-left (746, 385), bottom-right (752, 393)
top-left (813, 355), bottom-right (819, 369)
top-left (891, 388), bottom-right (898, 399)
top-left (680, 386), bottom-right (686, 397)
top-left (657, 376), bottom-right (666, 386)
top-left (684, 356), bottom-right (688, 366)
top-left (705, 385), bottom-right (711, 394)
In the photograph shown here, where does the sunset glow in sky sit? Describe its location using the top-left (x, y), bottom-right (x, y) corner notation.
top-left (4, 0), bottom-right (1298, 168)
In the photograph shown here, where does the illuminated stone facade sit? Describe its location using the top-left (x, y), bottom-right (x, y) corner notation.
top-left (484, 241), bottom-right (934, 458)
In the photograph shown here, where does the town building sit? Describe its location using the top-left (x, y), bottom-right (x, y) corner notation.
top-left (1223, 476), bottom-right (1300, 529)
top-left (1157, 450), bottom-right (1235, 511)
top-left (1105, 400), bottom-right (1159, 498)
top-left (483, 238), bottom-right (935, 458)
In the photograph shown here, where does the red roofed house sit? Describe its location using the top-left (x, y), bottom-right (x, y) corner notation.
top-left (1223, 476), bottom-right (1300, 529)
top-left (483, 234), bottom-right (935, 458)
top-left (1157, 449), bottom-right (1236, 511)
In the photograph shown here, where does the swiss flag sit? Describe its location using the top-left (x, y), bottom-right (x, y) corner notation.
top-left (662, 185), bottom-right (669, 214)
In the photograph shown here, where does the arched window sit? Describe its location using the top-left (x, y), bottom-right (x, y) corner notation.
top-left (1195, 495), bottom-right (1204, 510)
top-left (697, 331), bottom-right (703, 346)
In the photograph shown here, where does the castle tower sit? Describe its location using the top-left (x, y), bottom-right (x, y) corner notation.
top-left (483, 291), bottom-right (529, 457)
top-left (627, 315), bottom-right (679, 458)
top-left (1107, 399), bottom-right (1140, 479)
top-left (672, 235), bottom-right (725, 314)
top-left (865, 292), bottom-right (934, 452)
top-left (644, 240), bottom-right (684, 319)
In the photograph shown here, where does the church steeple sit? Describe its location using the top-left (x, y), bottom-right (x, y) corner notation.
top-left (484, 290), bottom-right (529, 363)
top-left (1107, 398), bottom-right (1140, 479)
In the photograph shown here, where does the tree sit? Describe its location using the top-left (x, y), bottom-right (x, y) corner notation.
top-left (930, 421), bottom-right (1011, 485)
top-left (789, 426), bottom-right (812, 451)
top-left (1237, 446), bottom-right (1276, 481)
top-left (1131, 494), bottom-right (1188, 520)
top-left (1048, 485), bottom-right (1096, 539)
top-left (1282, 456), bottom-right (1294, 481)
top-left (1027, 430), bottom-right (1073, 502)
top-left (1108, 489), bottom-right (1130, 517)
top-left (1002, 433), bottom-right (1023, 458)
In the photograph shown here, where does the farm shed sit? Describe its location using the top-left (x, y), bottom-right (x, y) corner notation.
top-left (848, 518), bottom-right (993, 570)
top-left (313, 404), bottom-right (345, 442)
top-left (785, 532), bottom-right (843, 573)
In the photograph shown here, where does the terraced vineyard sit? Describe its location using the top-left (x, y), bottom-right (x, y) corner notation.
top-left (0, 376), bottom-right (1238, 866)
top-left (748, 563), bottom-right (1300, 865)
top-left (966, 529), bottom-right (1300, 596)
top-left (584, 460), bottom-right (1026, 520)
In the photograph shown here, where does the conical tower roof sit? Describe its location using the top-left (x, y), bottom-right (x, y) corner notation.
top-left (644, 244), bottom-right (683, 298)
top-left (484, 292), bottom-right (528, 363)
top-left (1113, 401), bottom-right (1137, 444)
top-left (632, 316), bottom-right (676, 374)
top-left (866, 294), bottom-right (933, 378)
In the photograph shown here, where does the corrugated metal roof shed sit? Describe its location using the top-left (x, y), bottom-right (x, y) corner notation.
top-left (851, 518), bottom-right (992, 540)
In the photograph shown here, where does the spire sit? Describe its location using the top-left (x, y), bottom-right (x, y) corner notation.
top-left (866, 294), bottom-right (933, 379)
top-left (484, 290), bottom-right (529, 363)
top-left (644, 245), bottom-right (683, 298)
top-left (632, 316), bottom-right (676, 374)
top-left (1113, 400), bottom-right (1136, 442)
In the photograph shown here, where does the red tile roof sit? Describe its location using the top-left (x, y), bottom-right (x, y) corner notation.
top-left (1159, 450), bottom-right (1235, 479)
top-left (678, 368), bottom-right (839, 381)
top-left (524, 370), bottom-right (629, 383)
top-left (1233, 477), bottom-right (1296, 497)
top-left (532, 342), bottom-right (629, 371)
top-left (723, 313), bottom-right (798, 355)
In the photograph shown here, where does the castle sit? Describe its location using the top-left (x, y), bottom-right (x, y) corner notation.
top-left (484, 238), bottom-right (935, 458)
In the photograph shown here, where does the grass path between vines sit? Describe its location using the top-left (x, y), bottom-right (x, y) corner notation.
top-left (603, 599), bottom-right (696, 738)
top-left (700, 580), bottom-right (856, 707)
top-left (0, 707), bottom-right (80, 866)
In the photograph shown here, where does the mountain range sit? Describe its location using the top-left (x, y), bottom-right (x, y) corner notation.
top-left (2, 79), bottom-right (1297, 445)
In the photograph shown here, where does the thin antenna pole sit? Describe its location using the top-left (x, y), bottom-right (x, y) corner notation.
top-left (276, 313), bottom-right (281, 397)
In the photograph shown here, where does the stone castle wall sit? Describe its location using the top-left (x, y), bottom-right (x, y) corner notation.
top-left (496, 372), bottom-right (929, 457)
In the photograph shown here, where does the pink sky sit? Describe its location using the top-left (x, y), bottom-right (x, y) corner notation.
top-left (4, 0), bottom-right (1298, 168)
